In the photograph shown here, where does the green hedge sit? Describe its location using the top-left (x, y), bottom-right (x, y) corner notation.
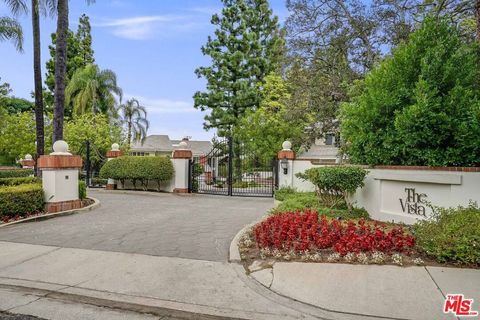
top-left (79, 181), bottom-right (87, 199)
top-left (0, 177), bottom-right (40, 186)
top-left (296, 166), bottom-right (367, 210)
top-left (0, 169), bottom-right (34, 178)
top-left (0, 183), bottom-right (44, 218)
top-left (100, 156), bottom-right (174, 190)
top-left (413, 204), bottom-right (480, 265)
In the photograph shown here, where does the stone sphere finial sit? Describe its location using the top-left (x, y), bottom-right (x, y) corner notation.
top-left (51, 140), bottom-right (72, 155)
top-left (282, 140), bottom-right (292, 151)
top-left (111, 143), bottom-right (120, 151)
top-left (25, 154), bottom-right (33, 161)
top-left (179, 141), bottom-right (188, 149)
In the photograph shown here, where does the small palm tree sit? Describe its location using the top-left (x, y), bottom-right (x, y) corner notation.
top-left (118, 98), bottom-right (149, 146)
top-left (0, 16), bottom-right (24, 51)
top-left (66, 64), bottom-right (123, 119)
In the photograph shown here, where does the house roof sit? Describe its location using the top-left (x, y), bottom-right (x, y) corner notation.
top-left (171, 140), bottom-right (212, 155)
top-left (130, 135), bottom-right (173, 152)
top-left (130, 135), bottom-right (212, 156)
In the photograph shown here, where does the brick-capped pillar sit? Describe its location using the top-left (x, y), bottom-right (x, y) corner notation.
top-left (37, 140), bottom-right (83, 213)
top-left (19, 154), bottom-right (35, 169)
top-left (277, 141), bottom-right (295, 189)
top-left (105, 143), bottom-right (123, 190)
top-left (172, 141), bottom-right (192, 193)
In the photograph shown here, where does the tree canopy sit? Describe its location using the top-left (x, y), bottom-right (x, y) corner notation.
top-left (194, 0), bottom-right (284, 135)
top-left (341, 18), bottom-right (480, 166)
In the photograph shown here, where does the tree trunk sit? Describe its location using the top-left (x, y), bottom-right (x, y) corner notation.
top-left (476, 0), bottom-right (480, 43)
top-left (53, 0), bottom-right (69, 142)
top-left (127, 119), bottom-right (132, 148)
top-left (32, 0), bottom-right (44, 170)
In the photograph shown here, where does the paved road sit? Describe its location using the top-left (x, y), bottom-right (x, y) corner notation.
top-left (0, 190), bottom-right (273, 262)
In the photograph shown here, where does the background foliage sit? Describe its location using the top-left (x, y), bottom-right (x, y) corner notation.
top-left (341, 18), bottom-right (480, 166)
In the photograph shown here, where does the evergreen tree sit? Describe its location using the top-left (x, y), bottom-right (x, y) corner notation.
top-left (193, 0), bottom-right (283, 135)
top-left (45, 13), bottom-right (94, 116)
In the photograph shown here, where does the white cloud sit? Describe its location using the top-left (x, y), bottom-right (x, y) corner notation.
top-left (124, 94), bottom-right (195, 114)
top-left (93, 13), bottom-right (210, 40)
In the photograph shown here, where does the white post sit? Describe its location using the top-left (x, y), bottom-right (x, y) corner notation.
top-left (172, 141), bottom-right (192, 193)
top-left (277, 141), bottom-right (295, 189)
top-left (37, 140), bottom-right (83, 213)
top-left (106, 143), bottom-right (122, 190)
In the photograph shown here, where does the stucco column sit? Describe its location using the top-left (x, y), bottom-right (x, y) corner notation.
top-left (277, 141), bottom-right (295, 189)
top-left (37, 140), bottom-right (83, 213)
top-left (19, 154), bottom-right (35, 169)
top-left (105, 143), bottom-right (123, 190)
top-left (172, 141), bottom-right (192, 193)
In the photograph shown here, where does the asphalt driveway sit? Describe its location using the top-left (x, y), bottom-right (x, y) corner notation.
top-left (0, 190), bottom-right (273, 262)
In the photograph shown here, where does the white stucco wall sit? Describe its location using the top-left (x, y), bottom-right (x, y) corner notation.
top-left (283, 162), bottom-right (480, 224)
top-left (42, 169), bottom-right (79, 202)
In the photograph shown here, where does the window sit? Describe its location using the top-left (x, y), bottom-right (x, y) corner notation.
top-left (325, 134), bottom-right (334, 145)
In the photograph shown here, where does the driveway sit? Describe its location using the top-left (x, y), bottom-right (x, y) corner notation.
top-left (0, 190), bottom-right (273, 262)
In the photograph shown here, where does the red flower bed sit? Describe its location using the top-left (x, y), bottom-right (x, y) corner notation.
top-left (254, 210), bottom-right (415, 255)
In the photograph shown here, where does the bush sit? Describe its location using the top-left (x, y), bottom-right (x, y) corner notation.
top-left (0, 169), bottom-right (34, 178)
top-left (91, 177), bottom-right (107, 186)
top-left (79, 181), bottom-right (87, 199)
top-left (0, 177), bottom-right (40, 186)
top-left (272, 191), bottom-right (369, 219)
top-left (100, 156), bottom-right (174, 191)
top-left (341, 18), bottom-right (480, 166)
top-left (296, 166), bottom-right (367, 210)
top-left (274, 186), bottom-right (296, 201)
top-left (412, 204), bottom-right (480, 265)
top-left (0, 183), bottom-right (44, 219)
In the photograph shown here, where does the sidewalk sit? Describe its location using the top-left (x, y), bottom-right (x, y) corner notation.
top-left (1, 241), bottom-right (362, 320)
top-left (249, 261), bottom-right (480, 320)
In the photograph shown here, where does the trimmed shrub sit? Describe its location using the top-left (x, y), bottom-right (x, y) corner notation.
top-left (0, 169), bottom-right (34, 178)
top-left (100, 156), bottom-right (174, 191)
top-left (79, 181), bottom-right (87, 199)
top-left (272, 191), bottom-right (369, 219)
top-left (0, 183), bottom-right (44, 219)
top-left (412, 204), bottom-right (480, 265)
top-left (0, 177), bottom-right (40, 186)
top-left (296, 166), bottom-right (367, 211)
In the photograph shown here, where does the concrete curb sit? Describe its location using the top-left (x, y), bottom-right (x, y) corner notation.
top-left (89, 188), bottom-right (195, 197)
top-left (228, 215), bottom-right (269, 263)
top-left (0, 197), bottom-right (100, 228)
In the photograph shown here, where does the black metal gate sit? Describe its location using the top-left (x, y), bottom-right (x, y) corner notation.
top-left (189, 137), bottom-right (276, 197)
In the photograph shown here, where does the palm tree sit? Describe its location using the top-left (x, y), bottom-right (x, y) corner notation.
top-left (117, 98), bottom-right (149, 147)
top-left (65, 64), bottom-right (123, 118)
top-left (53, 0), bottom-right (94, 142)
top-left (3, 0), bottom-right (55, 164)
top-left (52, 0), bottom-right (68, 142)
top-left (0, 16), bottom-right (24, 51)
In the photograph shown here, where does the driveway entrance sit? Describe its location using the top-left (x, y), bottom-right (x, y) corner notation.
top-left (0, 190), bottom-right (273, 262)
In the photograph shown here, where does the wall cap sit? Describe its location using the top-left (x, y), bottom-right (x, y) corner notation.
top-left (372, 165), bottom-right (480, 172)
top-left (277, 150), bottom-right (295, 160)
top-left (172, 150), bottom-right (192, 159)
top-left (106, 150), bottom-right (123, 158)
top-left (38, 155), bottom-right (82, 169)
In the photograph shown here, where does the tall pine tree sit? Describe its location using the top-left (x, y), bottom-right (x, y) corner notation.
top-left (193, 0), bottom-right (283, 136)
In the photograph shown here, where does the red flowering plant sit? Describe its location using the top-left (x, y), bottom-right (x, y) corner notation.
top-left (254, 209), bottom-right (415, 256)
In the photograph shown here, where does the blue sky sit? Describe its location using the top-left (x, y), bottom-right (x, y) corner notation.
top-left (0, 0), bottom-right (288, 141)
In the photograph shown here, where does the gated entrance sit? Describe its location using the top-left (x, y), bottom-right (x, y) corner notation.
top-left (189, 138), bottom-right (277, 197)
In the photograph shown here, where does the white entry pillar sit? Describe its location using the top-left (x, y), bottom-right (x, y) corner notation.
top-left (277, 141), bottom-right (295, 189)
top-left (172, 141), bottom-right (192, 193)
top-left (105, 143), bottom-right (123, 190)
top-left (37, 140), bottom-right (83, 213)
